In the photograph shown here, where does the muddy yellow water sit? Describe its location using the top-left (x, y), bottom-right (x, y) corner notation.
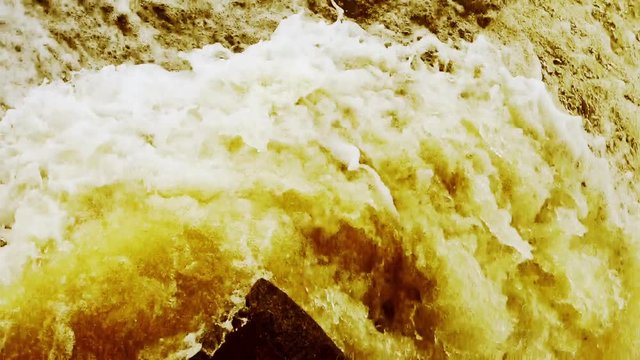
top-left (1, 1), bottom-right (639, 359)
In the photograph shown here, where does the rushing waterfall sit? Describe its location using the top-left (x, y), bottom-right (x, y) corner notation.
top-left (1, 13), bottom-right (639, 359)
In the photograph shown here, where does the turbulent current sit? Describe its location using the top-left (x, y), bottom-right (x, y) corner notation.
top-left (1, 14), bottom-right (639, 359)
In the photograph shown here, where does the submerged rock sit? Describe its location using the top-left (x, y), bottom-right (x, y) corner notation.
top-left (192, 279), bottom-right (345, 360)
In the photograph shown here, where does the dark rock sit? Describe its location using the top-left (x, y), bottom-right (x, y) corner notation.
top-left (192, 279), bottom-right (346, 360)
top-left (334, 0), bottom-right (385, 20)
top-left (454, 0), bottom-right (502, 14)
